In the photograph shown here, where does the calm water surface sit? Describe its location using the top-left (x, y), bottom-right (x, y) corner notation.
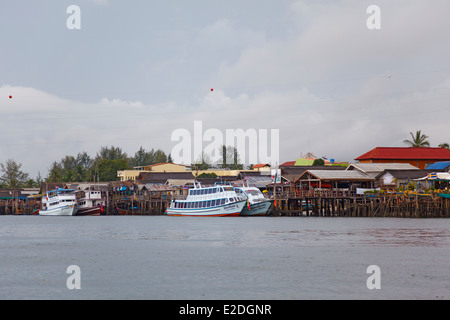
top-left (0, 216), bottom-right (449, 299)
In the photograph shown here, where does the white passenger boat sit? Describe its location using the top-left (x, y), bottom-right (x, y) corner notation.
top-left (76, 190), bottom-right (105, 216)
top-left (235, 186), bottom-right (273, 216)
top-left (39, 188), bottom-right (78, 216)
top-left (166, 183), bottom-right (247, 216)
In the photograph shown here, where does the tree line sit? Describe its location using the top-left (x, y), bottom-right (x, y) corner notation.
top-left (0, 146), bottom-right (171, 189)
top-left (0, 145), bottom-right (248, 189)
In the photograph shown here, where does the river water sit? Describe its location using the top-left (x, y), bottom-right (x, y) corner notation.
top-left (0, 216), bottom-right (449, 300)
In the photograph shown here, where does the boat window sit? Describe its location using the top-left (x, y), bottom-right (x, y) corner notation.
top-left (207, 200), bottom-right (211, 207)
top-left (194, 202), bottom-right (199, 208)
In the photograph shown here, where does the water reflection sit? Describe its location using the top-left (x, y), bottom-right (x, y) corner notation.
top-left (265, 227), bottom-right (450, 248)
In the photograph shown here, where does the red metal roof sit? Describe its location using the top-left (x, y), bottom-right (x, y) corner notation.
top-left (355, 147), bottom-right (450, 160)
top-left (252, 163), bottom-right (270, 168)
top-left (280, 161), bottom-right (296, 167)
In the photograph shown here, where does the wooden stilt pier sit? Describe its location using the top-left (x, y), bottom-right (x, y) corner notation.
top-left (271, 193), bottom-right (450, 218)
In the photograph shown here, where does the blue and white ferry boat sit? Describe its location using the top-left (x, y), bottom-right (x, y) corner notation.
top-left (166, 183), bottom-right (247, 217)
top-left (39, 188), bottom-right (79, 216)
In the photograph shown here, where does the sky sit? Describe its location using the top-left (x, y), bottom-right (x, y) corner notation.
top-left (1, 0), bottom-right (450, 178)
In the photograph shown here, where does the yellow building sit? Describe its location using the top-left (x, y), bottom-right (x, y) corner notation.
top-left (118, 162), bottom-right (268, 181)
top-left (135, 163), bottom-right (190, 172)
top-left (117, 163), bottom-right (190, 181)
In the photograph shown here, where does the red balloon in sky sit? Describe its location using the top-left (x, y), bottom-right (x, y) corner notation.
top-left (9, 95), bottom-right (12, 99)
top-left (210, 88), bottom-right (213, 91)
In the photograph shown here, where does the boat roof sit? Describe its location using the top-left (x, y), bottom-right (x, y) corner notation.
top-left (48, 188), bottom-right (76, 193)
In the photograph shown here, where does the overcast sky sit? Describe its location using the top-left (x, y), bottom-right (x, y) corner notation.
top-left (1, 0), bottom-right (450, 178)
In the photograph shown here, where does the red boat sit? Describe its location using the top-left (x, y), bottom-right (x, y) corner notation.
top-left (76, 190), bottom-right (105, 216)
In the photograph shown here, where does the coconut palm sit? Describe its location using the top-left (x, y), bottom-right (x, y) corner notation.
top-left (439, 143), bottom-right (449, 149)
top-left (403, 130), bottom-right (430, 148)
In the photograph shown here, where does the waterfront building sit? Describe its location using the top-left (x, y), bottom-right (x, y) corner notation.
top-left (355, 147), bottom-right (450, 169)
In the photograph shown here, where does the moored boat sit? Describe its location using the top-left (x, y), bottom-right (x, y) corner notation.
top-left (235, 186), bottom-right (273, 216)
top-left (76, 190), bottom-right (105, 216)
top-left (166, 183), bottom-right (247, 216)
top-left (39, 188), bottom-right (78, 216)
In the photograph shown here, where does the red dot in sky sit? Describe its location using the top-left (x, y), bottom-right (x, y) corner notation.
top-left (9, 95), bottom-right (12, 99)
top-left (210, 88), bottom-right (213, 91)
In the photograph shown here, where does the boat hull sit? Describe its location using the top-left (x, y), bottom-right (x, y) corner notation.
top-left (166, 200), bottom-right (246, 217)
top-left (76, 206), bottom-right (102, 216)
top-left (39, 205), bottom-right (78, 216)
top-left (240, 200), bottom-right (273, 216)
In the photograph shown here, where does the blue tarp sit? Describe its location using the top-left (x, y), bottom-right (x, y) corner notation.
top-left (426, 161), bottom-right (450, 170)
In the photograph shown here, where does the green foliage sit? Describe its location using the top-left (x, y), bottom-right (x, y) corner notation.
top-left (312, 158), bottom-right (325, 166)
top-left (403, 130), bottom-right (430, 148)
top-left (128, 146), bottom-right (168, 167)
top-left (44, 145), bottom-right (170, 183)
top-left (47, 152), bottom-right (93, 183)
top-left (197, 172), bottom-right (217, 178)
top-left (0, 159), bottom-right (30, 188)
top-left (97, 158), bottom-right (130, 182)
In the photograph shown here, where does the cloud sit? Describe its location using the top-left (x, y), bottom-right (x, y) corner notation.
top-left (2, 1), bottom-right (450, 177)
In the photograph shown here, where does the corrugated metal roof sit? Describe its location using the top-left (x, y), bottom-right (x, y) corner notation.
top-left (300, 170), bottom-right (375, 181)
top-left (355, 147), bottom-right (450, 160)
top-left (375, 170), bottom-right (430, 179)
top-left (165, 179), bottom-right (195, 186)
top-left (138, 184), bottom-right (175, 191)
top-left (245, 176), bottom-right (272, 187)
top-left (347, 163), bottom-right (418, 172)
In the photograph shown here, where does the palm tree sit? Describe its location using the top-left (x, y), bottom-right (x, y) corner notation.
top-left (439, 143), bottom-right (449, 149)
top-left (403, 130), bottom-right (430, 148)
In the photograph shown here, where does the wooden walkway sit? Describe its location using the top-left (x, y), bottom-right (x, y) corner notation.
top-left (272, 194), bottom-right (450, 218)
